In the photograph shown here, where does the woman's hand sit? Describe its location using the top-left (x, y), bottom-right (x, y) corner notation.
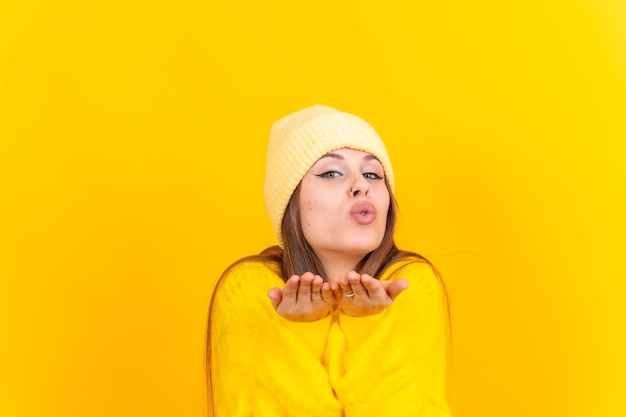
top-left (332, 271), bottom-right (409, 317)
top-left (268, 272), bottom-right (335, 322)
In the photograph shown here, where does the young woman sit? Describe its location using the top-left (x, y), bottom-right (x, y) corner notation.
top-left (206, 105), bottom-right (451, 417)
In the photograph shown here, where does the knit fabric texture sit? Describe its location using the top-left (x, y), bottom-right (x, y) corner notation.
top-left (210, 258), bottom-right (452, 417)
top-left (264, 105), bottom-right (394, 247)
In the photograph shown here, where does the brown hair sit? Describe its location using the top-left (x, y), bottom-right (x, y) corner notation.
top-left (204, 181), bottom-right (447, 416)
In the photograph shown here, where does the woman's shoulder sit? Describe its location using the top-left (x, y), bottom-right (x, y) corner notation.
top-left (216, 257), bottom-right (283, 294)
top-left (382, 256), bottom-right (449, 307)
top-left (226, 257), bottom-right (280, 275)
top-left (382, 256), bottom-right (440, 284)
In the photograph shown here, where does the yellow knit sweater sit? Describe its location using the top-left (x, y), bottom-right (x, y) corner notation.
top-left (209, 258), bottom-right (451, 417)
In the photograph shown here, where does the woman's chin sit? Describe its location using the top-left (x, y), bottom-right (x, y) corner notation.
top-left (339, 237), bottom-right (383, 257)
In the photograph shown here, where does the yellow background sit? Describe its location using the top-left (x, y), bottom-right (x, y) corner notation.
top-left (1, 0), bottom-right (625, 416)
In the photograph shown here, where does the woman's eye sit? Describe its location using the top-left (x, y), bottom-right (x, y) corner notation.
top-left (363, 172), bottom-right (384, 180)
top-left (315, 171), bottom-right (342, 178)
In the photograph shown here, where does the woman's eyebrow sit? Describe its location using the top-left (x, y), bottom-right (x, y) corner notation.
top-left (317, 152), bottom-right (344, 161)
top-left (317, 153), bottom-right (379, 161)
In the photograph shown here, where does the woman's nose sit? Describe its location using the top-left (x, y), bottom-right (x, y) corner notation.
top-left (348, 177), bottom-right (369, 197)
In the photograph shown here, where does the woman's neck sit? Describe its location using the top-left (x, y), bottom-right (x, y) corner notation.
top-left (317, 252), bottom-right (364, 283)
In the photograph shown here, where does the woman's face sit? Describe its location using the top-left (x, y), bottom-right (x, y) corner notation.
top-left (298, 148), bottom-right (390, 261)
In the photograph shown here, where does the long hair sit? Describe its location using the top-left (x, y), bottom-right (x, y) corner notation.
top-left (204, 180), bottom-right (446, 416)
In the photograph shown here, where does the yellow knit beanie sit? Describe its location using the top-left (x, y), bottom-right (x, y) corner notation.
top-left (264, 104), bottom-right (394, 248)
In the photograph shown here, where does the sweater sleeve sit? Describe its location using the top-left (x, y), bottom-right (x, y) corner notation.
top-left (329, 261), bottom-right (452, 417)
top-left (210, 262), bottom-right (343, 417)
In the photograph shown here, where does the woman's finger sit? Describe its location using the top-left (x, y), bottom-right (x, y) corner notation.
top-left (320, 282), bottom-right (334, 304)
top-left (282, 275), bottom-right (300, 304)
top-left (267, 287), bottom-right (283, 310)
top-left (330, 281), bottom-right (343, 301)
top-left (297, 272), bottom-right (314, 303)
top-left (383, 279), bottom-right (409, 300)
top-left (339, 277), bottom-right (355, 299)
top-left (360, 274), bottom-right (386, 301)
top-left (311, 275), bottom-right (324, 302)
top-left (347, 271), bottom-right (367, 298)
